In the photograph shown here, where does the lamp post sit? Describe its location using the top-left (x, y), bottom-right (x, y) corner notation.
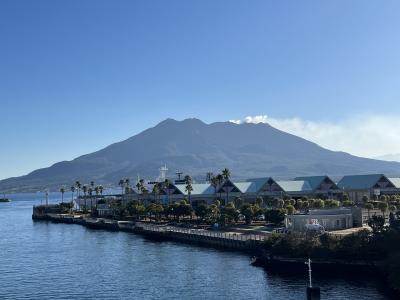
top-left (305, 258), bottom-right (320, 300)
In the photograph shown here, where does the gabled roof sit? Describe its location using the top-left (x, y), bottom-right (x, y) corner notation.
top-left (174, 183), bottom-right (215, 196)
top-left (337, 174), bottom-right (394, 190)
top-left (294, 175), bottom-right (338, 190)
top-left (276, 180), bottom-right (312, 193)
top-left (246, 177), bottom-right (271, 192)
top-left (389, 178), bottom-right (400, 189)
top-left (233, 182), bottom-right (257, 193)
top-left (216, 179), bottom-right (241, 194)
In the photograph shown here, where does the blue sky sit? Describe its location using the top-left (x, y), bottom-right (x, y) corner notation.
top-left (1, 1), bottom-right (400, 179)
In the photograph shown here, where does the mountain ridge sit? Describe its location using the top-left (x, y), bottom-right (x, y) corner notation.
top-left (1, 118), bottom-right (399, 192)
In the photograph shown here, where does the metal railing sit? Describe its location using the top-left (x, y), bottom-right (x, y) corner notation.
top-left (136, 223), bottom-right (267, 241)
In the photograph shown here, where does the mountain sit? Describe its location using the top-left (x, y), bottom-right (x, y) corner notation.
top-left (374, 153), bottom-right (400, 163)
top-left (1, 118), bottom-right (400, 192)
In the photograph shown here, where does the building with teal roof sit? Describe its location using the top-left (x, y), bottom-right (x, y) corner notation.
top-left (337, 174), bottom-right (396, 203)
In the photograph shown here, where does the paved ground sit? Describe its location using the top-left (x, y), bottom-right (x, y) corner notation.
top-left (329, 226), bottom-right (371, 236)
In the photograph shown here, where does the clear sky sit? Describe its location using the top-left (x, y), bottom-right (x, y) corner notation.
top-left (1, 1), bottom-right (400, 179)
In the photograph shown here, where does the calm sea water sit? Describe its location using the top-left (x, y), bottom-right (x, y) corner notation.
top-left (0, 193), bottom-right (392, 299)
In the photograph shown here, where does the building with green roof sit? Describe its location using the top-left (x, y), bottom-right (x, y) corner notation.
top-left (337, 174), bottom-right (396, 203)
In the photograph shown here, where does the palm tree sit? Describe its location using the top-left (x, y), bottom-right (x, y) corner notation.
top-left (82, 185), bottom-right (88, 211)
top-left (222, 168), bottom-right (231, 180)
top-left (94, 186), bottom-right (100, 196)
top-left (70, 186), bottom-right (76, 213)
top-left (164, 179), bottom-right (172, 204)
top-left (90, 181), bottom-right (95, 189)
top-left (378, 201), bottom-right (388, 221)
top-left (364, 203), bottom-right (374, 221)
top-left (70, 186), bottom-right (75, 202)
top-left (221, 168), bottom-right (231, 205)
top-left (152, 183), bottom-right (160, 203)
top-left (216, 174), bottom-right (224, 201)
top-left (184, 175), bottom-right (193, 206)
top-left (118, 179), bottom-right (125, 195)
top-left (125, 178), bottom-right (130, 189)
top-left (98, 185), bottom-right (104, 195)
top-left (211, 176), bottom-right (219, 199)
top-left (75, 181), bottom-right (82, 197)
top-left (88, 187), bottom-right (93, 211)
top-left (59, 186), bottom-right (65, 203)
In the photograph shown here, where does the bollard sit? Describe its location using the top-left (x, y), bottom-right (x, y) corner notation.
top-left (306, 287), bottom-right (320, 300)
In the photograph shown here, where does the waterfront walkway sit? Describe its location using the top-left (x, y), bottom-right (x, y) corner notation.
top-left (32, 211), bottom-right (268, 251)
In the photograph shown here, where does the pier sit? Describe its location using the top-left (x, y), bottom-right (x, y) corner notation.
top-left (32, 207), bottom-right (268, 252)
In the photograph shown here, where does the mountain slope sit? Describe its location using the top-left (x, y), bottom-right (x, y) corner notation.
top-left (1, 118), bottom-right (400, 192)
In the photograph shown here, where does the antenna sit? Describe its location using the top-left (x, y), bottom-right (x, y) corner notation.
top-left (305, 258), bottom-right (312, 288)
top-left (176, 172), bottom-right (182, 180)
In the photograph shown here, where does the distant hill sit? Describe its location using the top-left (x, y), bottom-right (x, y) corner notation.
top-left (374, 153), bottom-right (400, 163)
top-left (1, 118), bottom-right (400, 192)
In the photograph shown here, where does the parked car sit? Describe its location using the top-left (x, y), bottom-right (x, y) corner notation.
top-left (255, 214), bottom-right (265, 221)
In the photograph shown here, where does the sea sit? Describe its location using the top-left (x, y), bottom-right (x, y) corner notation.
top-left (0, 192), bottom-right (393, 299)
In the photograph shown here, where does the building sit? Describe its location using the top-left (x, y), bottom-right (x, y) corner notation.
top-left (285, 208), bottom-right (353, 232)
top-left (337, 174), bottom-right (397, 203)
top-left (294, 175), bottom-right (340, 198)
top-left (351, 206), bottom-right (390, 226)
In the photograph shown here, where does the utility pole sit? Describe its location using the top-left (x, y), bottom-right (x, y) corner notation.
top-left (305, 258), bottom-right (320, 300)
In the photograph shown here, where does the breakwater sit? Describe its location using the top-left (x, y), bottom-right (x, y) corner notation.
top-left (32, 210), bottom-right (267, 252)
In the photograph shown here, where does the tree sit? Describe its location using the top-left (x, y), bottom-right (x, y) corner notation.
top-left (362, 195), bottom-right (369, 205)
top-left (378, 201), bottom-right (388, 220)
top-left (295, 200), bottom-right (303, 211)
top-left (220, 203), bottom-right (239, 224)
top-left (210, 176), bottom-right (219, 199)
top-left (208, 204), bottom-right (220, 223)
top-left (184, 175), bottom-right (193, 206)
top-left (125, 178), bottom-right (130, 190)
top-left (59, 186), bottom-right (65, 203)
top-left (364, 203), bottom-right (374, 220)
top-left (368, 215), bottom-right (385, 233)
top-left (118, 179), bottom-right (125, 194)
top-left (265, 208), bottom-right (286, 225)
top-left (221, 168), bottom-right (231, 205)
top-left (325, 199), bottom-right (340, 208)
top-left (70, 186), bottom-right (76, 206)
top-left (216, 174), bottom-right (224, 200)
top-left (342, 200), bottom-right (354, 207)
top-left (126, 200), bottom-right (145, 219)
top-left (313, 199), bottom-right (325, 209)
top-left (82, 185), bottom-right (88, 211)
top-left (379, 195), bottom-right (388, 202)
top-left (99, 185), bottom-right (104, 195)
top-left (286, 205), bottom-right (295, 215)
top-left (240, 203), bottom-right (255, 224)
top-left (88, 187), bottom-right (93, 210)
top-left (255, 196), bottom-right (264, 207)
top-left (194, 203), bottom-right (210, 222)
top-left (213, 199), bottom-right (221, 208)
top-left (176, 200), bottom-right (193, 221)
top-left (147, 203), bottom-right (164, 222)
top-left (152, 183), bottom-right (161, 202)
top-left (302, 200), bottom-right (310, 211)
top-left (163, 179), bottom-right (172, 204)
top-left (233, 196), bottom-right (243, 209)
top-left (222, 168), bottom-right (231, 180)
top-left (75, 181), bottom-right (82, 198)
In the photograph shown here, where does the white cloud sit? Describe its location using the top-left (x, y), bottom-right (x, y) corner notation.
top-left (229, 114), bottom-right (400, 160)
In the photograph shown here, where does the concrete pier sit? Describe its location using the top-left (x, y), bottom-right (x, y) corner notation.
top-left (32, 210), bottom-right (267, 252)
